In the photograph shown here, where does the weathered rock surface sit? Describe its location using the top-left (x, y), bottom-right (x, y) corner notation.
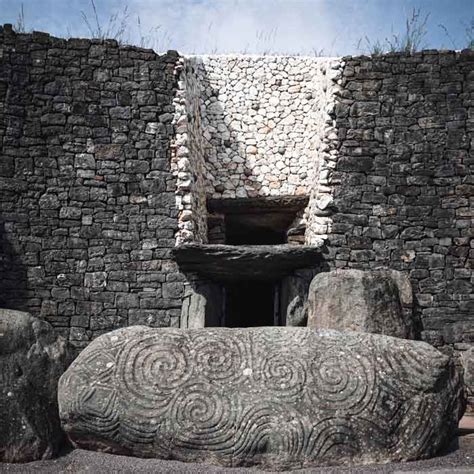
top-left (461, 347), bottom-right (474, 414)
top-left (59, 326), bottom-right (463, 470)
top-left (0, 309), bottom-right (70, 462)
top-left (173, 243), bottom-right (323, 281)
top-left (307, 269), bottom-right (414, 338)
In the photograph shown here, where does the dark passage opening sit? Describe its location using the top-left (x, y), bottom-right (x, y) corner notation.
top-left (207, 196), bottom-right (309, 245)
top-left (225, 212), bottom-right (293, 245)
top-left (224, 280), bottom-right (277, 327)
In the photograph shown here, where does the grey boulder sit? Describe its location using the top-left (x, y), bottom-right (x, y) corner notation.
top-left (59, 326), bottom-right (463, 470)
top-left (307, 269), bottom-right (414, 338)
top-left (0, 309), bottom-right (70, 462)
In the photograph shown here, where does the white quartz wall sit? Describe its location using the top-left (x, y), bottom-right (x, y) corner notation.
top-left (173, 54), bottom-right (343, 245)
top-left (172, 58), bottom-right (208, 244)
top-left (303, 60), bottom-right (344, 244)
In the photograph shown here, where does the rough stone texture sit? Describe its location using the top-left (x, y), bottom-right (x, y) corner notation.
top-left (317, 50), bottom-right (474, 357)
top-left (307, 269), bottom-right (414, 339)
top-left (0, 26), bottom-right (472, 364)
top-left (280, 270), bottom-right (316, 327)
top-left (59, 326), bottom-right (464, 470)
top-left (173, 243), bottom-right (323, 280)
top-left (171, 50), bottom-right (473, 367)
top-left (0, 27), bottom-right (183, 350)
top-left (172, 55), bottom-right (341, 244)
top-left (0, 308), bottom-right (69, 462)
top-left (461, 348), bottom-right (474, 414)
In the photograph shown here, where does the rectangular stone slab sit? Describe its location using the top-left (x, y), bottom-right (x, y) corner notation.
top-left (173, 243), bottom-right (323, 280)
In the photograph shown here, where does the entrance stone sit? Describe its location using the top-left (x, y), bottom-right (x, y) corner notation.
top-left (59, 326), bottom-right (463, 470)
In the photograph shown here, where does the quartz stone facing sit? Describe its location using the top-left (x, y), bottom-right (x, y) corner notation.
top-left (0, 27), bottom-right (183, 351)
top-left (172, 55), bottom-right (342, 244)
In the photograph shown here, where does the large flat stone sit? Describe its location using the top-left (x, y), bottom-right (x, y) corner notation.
top-left (0, 309), bottom-right (70, 462)
top-left (173, 244), bottom-right (323, 281)
top-left (59, 327), bottom-right (463, 470)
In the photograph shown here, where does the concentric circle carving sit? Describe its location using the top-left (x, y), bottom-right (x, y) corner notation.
top-left (116, 332), bottom-right (192, 412)
top-left (192, 332), bottom-right (248, 385)
top-left (260, 352), bottom-right (306, 401)
top-left (166, 382), bottom-right (238, 454)
top-left (309, 350), bottom-right (375, 413)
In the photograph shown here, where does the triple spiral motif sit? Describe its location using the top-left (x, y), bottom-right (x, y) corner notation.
top-left (59, 327), bottom-right (455, 468)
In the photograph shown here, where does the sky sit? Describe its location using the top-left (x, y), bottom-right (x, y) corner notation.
top-left (0, 0), bottom-right (473, 55)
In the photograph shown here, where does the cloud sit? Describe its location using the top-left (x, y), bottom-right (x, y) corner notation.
top-left (133, 0), bottom-right (340, 54)
top-left (1, 0), bottom-right (472, 54)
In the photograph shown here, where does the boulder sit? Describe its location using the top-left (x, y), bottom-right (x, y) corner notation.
top-left (307, 269), bottom-right (414, 338)
top-left (0, 309), bottom-right (70, 462)
top-left (59, 326), bottom-right (463, 470)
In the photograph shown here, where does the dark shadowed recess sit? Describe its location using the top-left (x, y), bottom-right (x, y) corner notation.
top-left (207, 195), bottom-right (308, 245)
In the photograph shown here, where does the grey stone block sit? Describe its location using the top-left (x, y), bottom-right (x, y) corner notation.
top-left (307, 269), bottom-right (414, 339)
top-left (59, 327), bottom-right (463, 469)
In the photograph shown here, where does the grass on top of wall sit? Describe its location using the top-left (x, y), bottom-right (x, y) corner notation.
top-left (8, 1), bottom-right (474, 56)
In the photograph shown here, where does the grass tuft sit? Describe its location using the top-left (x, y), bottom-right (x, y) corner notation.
top-left (358, 8), bottom-right (429, 56)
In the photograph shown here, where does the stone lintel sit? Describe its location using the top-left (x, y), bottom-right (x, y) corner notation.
top-left (173, 243), bottom-right (323, 281)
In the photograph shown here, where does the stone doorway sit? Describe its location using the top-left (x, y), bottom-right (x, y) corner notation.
top-left (222, 280), bottom-right (280, 327)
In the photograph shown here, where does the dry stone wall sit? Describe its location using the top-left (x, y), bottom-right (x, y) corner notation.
top-left (0, 26), bottom-right (183, 351)
top-left (0, 26), bottom-right (472, 355)
top-left (323, 50), bottom-right (474, 354)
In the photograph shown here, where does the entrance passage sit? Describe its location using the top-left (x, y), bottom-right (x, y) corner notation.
top-left (224, 280), bottom-right (277, 327)
top-left (225, 212), bottom-right (293, 245)
top-left (206, 196), bottom-right (309, 245)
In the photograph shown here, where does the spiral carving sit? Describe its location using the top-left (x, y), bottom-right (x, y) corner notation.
top-left (260, 352), bottom-right (306, 401)
top-left (116, 331), bottom-right (192, 413)
top-left (308, 349), bottom-right (376, 414)
top-left (59, 326), bottom-right (461, 470)
top-left (192, 332), bottom-right (248, 385)
top-left (166, 382), bottom-right (238, 454)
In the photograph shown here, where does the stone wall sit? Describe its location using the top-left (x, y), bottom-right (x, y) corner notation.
top-left (0, 26), bottom-right (184, 351)
top-left (173, 55), bottom-right (340, 244)
top-left (0, 26), bottom-right (472, 355)
top-left (172, 57), bottom-right (209, 244)
top-left (323, 50), bottom-right (474, 353)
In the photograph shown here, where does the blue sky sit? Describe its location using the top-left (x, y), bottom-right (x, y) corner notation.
top-left (0, 0), bottom-right (473, 55)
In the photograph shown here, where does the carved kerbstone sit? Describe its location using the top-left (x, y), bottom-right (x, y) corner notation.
top-left (58, 327), bottom-right (463, 470)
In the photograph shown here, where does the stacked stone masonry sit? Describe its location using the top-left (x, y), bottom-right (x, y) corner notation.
top-left (326, 50), bottom-right (474, 355)
top-left (0, 27), bottom-right (472, 359)
top-left (0, 27), bottom-right (183, 351)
